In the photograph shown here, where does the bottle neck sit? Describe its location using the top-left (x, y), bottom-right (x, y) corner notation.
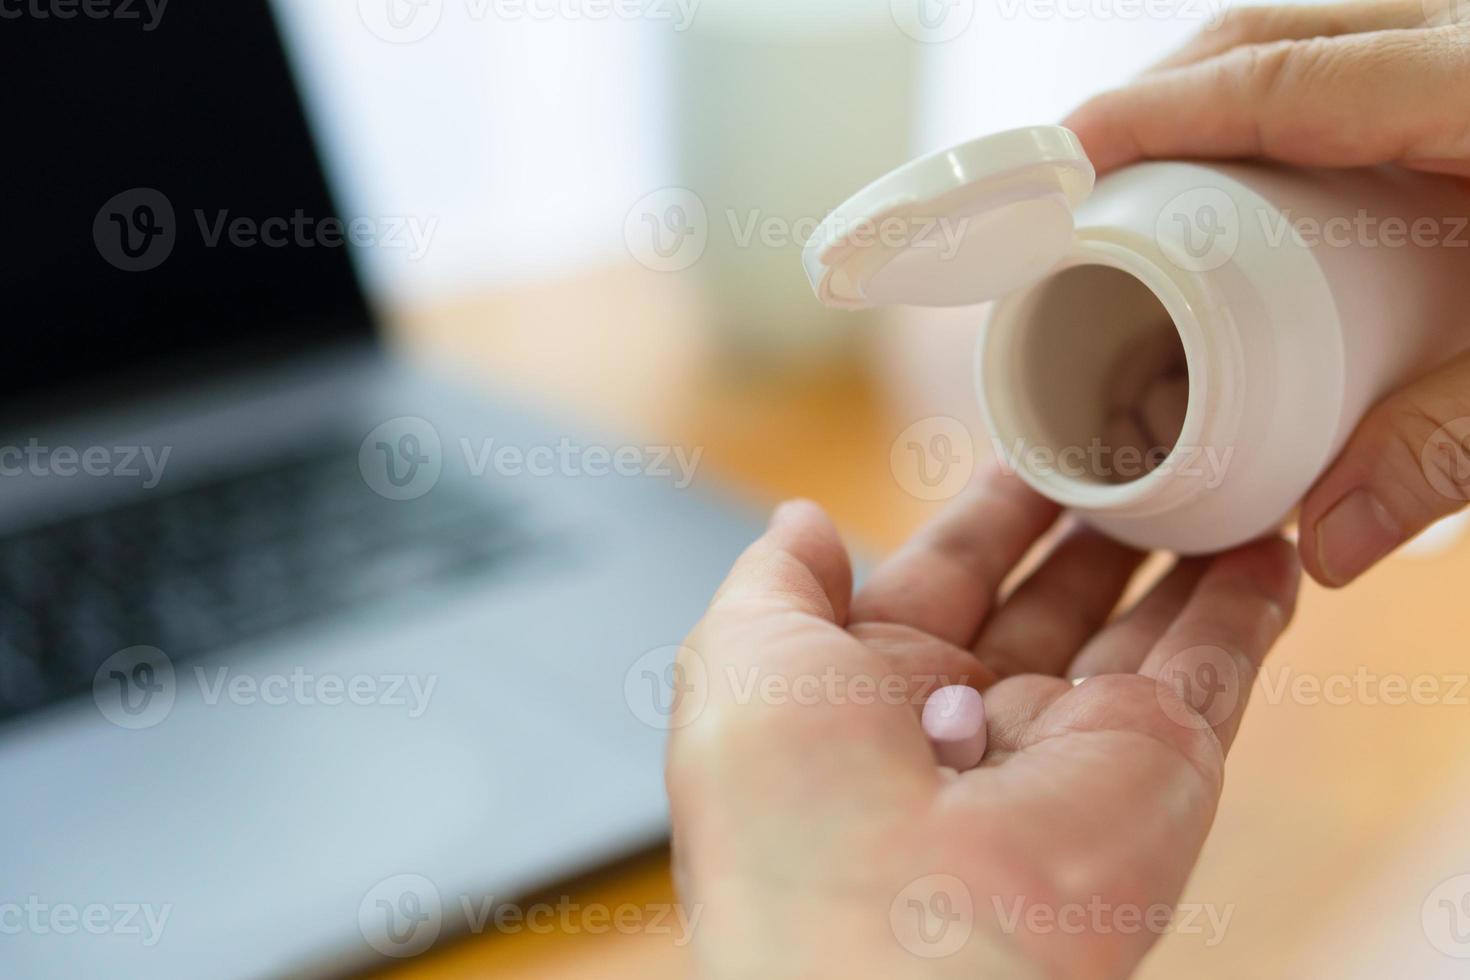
top-left (978, 239), bottom-right (1243, 520)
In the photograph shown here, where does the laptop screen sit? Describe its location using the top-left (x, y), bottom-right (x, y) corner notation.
top-left (0, 1), bottom-right (374, 409)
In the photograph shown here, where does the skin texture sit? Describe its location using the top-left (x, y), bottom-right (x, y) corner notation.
top-left (1064, 0), bottom-right (1470, 587)
top-left (668, 471), bottom-right (1299, 979)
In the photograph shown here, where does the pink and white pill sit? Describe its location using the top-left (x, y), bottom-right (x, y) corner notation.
top-left (922, 685), bottom-right (987, 771)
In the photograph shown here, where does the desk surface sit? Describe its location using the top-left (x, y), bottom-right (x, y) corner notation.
top-left (375, 264), bottom-right (1470, 979)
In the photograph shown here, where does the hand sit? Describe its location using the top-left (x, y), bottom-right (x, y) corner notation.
top-left (666, 472), bottom-right (1299, 980)
top-left (1062, 0), bottom-right (1470, 587)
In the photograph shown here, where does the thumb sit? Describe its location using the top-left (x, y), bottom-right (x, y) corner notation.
top-left (709, 498), bottom-right (853, 624)
top-left (670, 501), bottom-right (934, 813)
top-left (1300, 351), bottom-right (1470, 587)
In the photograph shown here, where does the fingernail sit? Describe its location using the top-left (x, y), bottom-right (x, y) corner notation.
top-left (1314, 489), bottom-right (1401, 585)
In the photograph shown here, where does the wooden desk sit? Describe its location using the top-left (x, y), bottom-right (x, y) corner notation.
top-left (376, 264), bottom-right (1470, 979)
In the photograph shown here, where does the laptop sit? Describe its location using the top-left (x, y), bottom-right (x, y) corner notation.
top-left (0, 4), bottom-right (757, 977)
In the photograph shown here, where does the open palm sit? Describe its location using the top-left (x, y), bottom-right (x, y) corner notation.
top-left (667, 470), bottom-right (1299, 980)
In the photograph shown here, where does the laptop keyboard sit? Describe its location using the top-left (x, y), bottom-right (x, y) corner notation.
top-left (0, 442), bottom-right (525, 725)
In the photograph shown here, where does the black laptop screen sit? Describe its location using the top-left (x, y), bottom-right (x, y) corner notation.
top-left (0, 1), bottom-right (374, 407)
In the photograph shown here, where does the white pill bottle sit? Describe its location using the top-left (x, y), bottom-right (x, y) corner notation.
top-left (803, 126), bottom-right (1470, 553)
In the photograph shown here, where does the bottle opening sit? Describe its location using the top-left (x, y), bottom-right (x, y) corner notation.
top-left (1006, 265), bottom-right (1188, 487)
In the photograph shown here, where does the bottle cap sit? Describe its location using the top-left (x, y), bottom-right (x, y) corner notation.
top-left (803, 126), bottom-right (1095, 310)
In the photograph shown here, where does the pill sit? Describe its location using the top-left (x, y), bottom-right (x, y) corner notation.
top-left (921, 685), bottom-right (987, 772)
top-left (1139, 376), bottom-right (1189, 452)
top-left (1103, 413), bottom-right (1149, 482)
top-left (1105, 326), bottom-right (1186, 413)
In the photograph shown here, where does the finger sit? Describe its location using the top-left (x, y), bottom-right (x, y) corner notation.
top-left (711, 498), bottom-right (853, 624)
top-left (847, 621), bottom-right (1000, 721)
top-left (972, 526), bottom-right (1148, 679)
top-left (1300, 351), bottom-right (1470, 587)
top-left (849, 467), bottom-right (1060, 647)
top-left (673, 501), bottom-right (934, 807)
top-left (967, 673), bottom-right (1071, 759)
top-left (1066, 557), bottom-right (1209, 679)
top-left (1138, 537), bottom-right (1301, 756)
top-left (1147, 1), bottom-right (1431, 74)
top-left (1064, 27), bottom-right (1470, 174)
top-left (1424, 0), bottom-right (1470, 26)
top-left (694, 499), bottom-right (862, 731)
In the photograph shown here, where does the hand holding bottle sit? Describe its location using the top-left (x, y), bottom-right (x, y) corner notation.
top-left (1064, 0), bottom-right (1470, 586)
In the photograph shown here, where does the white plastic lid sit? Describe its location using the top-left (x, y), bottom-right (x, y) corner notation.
top-left (803, 126), bottom-right (1095, 310)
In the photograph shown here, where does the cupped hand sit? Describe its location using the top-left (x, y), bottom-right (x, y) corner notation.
top-left (1063, 0), bottom-right (1470, 587)
top-left (666, 472), bottom-right (1299, 980)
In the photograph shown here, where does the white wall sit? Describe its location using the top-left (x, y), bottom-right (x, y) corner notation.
top-left (272, 0), bottom-right (672, 305)
top-left (271, 0), bottom-right (1333, 308)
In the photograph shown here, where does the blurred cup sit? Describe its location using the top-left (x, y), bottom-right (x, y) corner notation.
top-left (671, 0), bottom-right (917, 369)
